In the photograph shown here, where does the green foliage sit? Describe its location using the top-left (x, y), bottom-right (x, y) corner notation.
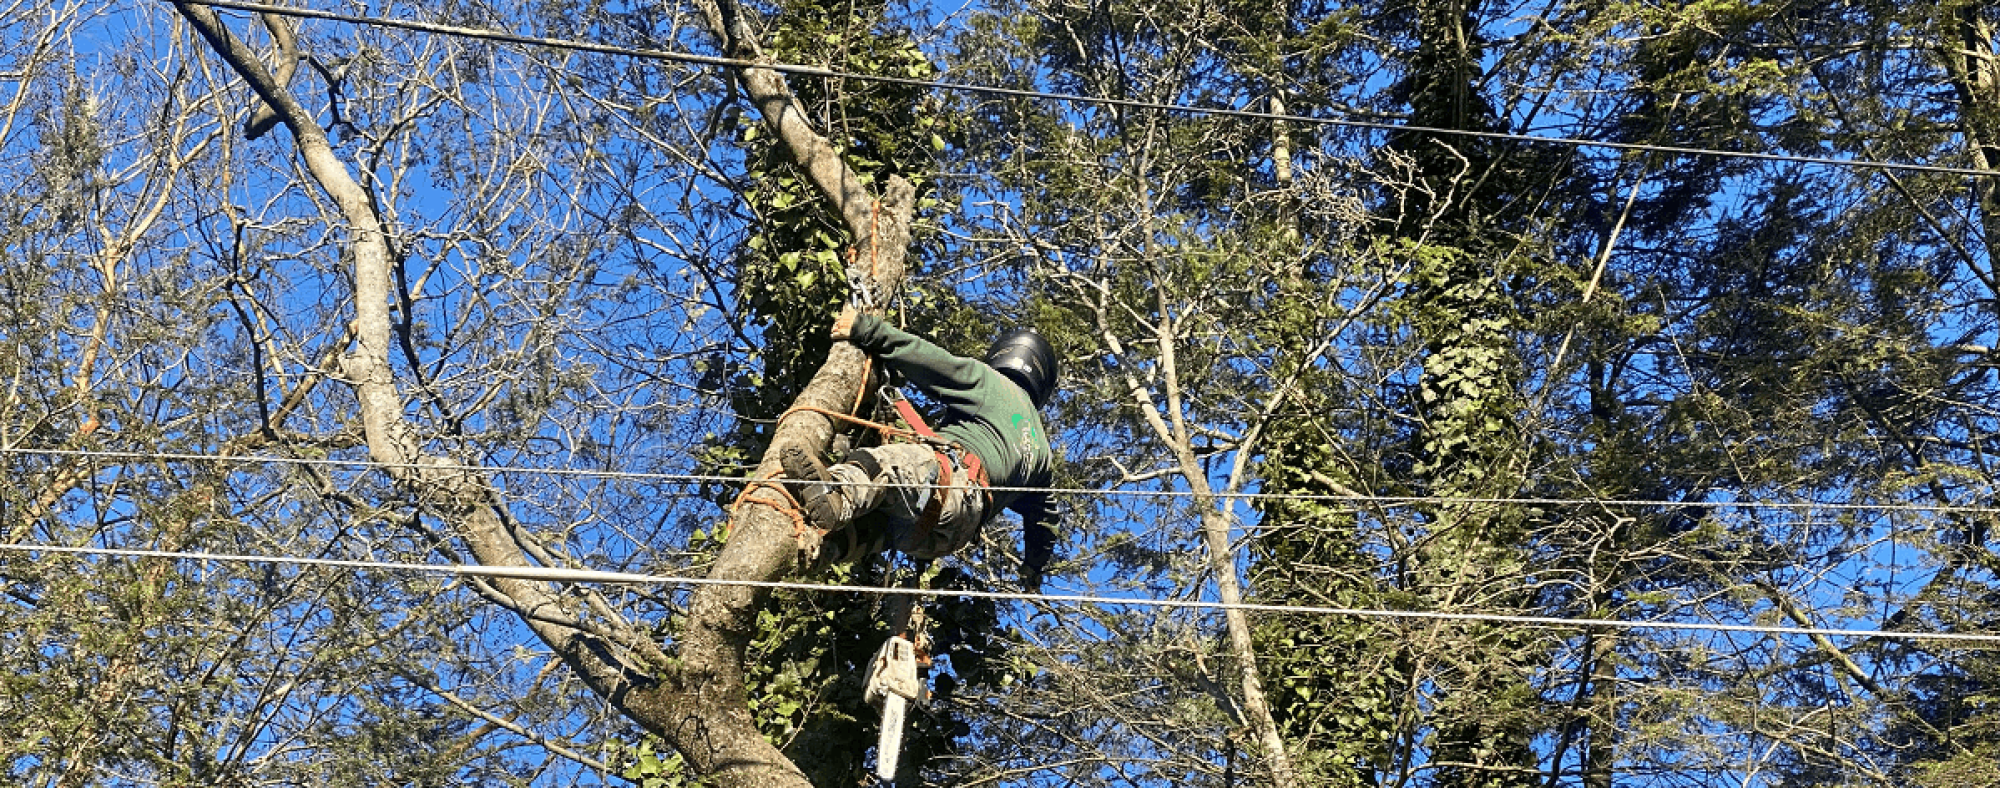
top-left (1252, 431), bottom-right (1401, 786)
top-left (747, 569), bottom-right (884, 786)
top-left (1905, 743), bottom-right (2000, 788)
top-left (620, 739), bottom-right (705, 788)
top-left (1391, 239), bottom-right (1525, 503)
top-left (730, 0), bottom-right (961, 426)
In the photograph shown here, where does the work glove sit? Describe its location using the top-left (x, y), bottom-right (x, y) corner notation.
top-left (831, 305), bottom-right (859, 342)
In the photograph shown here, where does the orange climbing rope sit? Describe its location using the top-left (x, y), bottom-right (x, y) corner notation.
top-left (729, 471), bottom-right (810, 542)
top-left (778, 404), bottom-right (918, 442)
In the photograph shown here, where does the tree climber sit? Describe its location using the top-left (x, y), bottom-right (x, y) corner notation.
top-left (783, 306), bottom-right (1058, 590)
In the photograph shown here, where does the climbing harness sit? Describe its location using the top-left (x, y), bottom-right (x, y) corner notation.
top-left (877, 384), bottom-right (990, 543)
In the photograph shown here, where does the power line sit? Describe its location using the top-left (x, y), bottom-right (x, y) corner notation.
top-left (7, 541), bottom-right (1996, 646)
top-left (180, 0), bottom-right (2000, 180)
top-left (10, 445), bottom-right (2000, 515)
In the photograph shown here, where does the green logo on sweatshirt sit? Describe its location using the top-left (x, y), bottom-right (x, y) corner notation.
top-left (1011, 413), bottom-right (1040, 462)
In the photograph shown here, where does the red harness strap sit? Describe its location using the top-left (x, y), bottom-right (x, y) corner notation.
top-left (916, 447), bottom-right (989, 541)
top-left (888, 394), bottom-right (938, 440)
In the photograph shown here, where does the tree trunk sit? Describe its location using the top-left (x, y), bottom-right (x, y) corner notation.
top-left (1092, 234), bottom-right (1299, 783)
top-left (1581, 633), bottom-right (1615, 788)
top-left (1946, 6), bottom-right (2000, 275)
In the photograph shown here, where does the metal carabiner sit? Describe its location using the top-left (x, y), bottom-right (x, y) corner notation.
top-left (846, 262), bottom-right (877, 311)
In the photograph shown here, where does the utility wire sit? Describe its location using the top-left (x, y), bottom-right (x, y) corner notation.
top-left (10, 445), bottom-right (2000, 514)
top-left (180, 0), bottom-right (2000, 180)
top-left (6, 541), bottom-right (1997, 646)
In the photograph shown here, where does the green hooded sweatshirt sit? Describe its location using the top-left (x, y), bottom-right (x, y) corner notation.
top-left (847, 313), bottom-right (1055, 518)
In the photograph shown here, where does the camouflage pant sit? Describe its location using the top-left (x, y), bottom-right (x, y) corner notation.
top-left (827, 442), bottom-right (987, 560)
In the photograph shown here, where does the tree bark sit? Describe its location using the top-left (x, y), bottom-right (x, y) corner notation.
top-left (1944, 6), bottom-right (2000, 277)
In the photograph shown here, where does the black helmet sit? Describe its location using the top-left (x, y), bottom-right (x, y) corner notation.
top-left (987, 328), bottom-right (1058, 408)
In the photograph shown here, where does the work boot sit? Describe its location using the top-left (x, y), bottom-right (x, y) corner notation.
top-left (781, 444), bottom-right (831, 483)
top-left (782, 445), bottom-right (852, 529)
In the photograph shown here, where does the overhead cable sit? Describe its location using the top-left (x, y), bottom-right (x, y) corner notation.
top-left (10, 445), bottom-right (2000, 514)
top-left (179, 0), bottom-right (2000, 180)
top-left (6, 541), bottom-right (1996, 646)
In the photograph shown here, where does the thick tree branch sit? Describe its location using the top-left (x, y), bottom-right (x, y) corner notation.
top-left (242, 10), bottom-right (299, 140)
top-left (171, 0), bottom-right (684, 760)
